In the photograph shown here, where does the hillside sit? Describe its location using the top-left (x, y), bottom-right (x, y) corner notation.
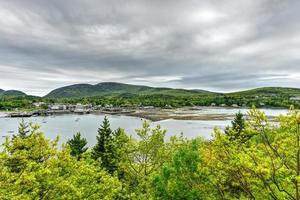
top-left (0, 89), bottom-right (27, 97)
top-left (228, 87), bottom-right (300, 97)
top-left (44, 84), bottom-right (300, 100)
top-left (2, 84), bottom-right (300, 110)
top-left (44, 82), bottom-right (216, 98)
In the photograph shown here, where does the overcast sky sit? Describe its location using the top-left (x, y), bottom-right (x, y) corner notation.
top-left (1, 0), bottom-right (300, 96)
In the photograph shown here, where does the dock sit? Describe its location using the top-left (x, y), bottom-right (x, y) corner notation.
top-left (8, 112), bottom-right (33, 118)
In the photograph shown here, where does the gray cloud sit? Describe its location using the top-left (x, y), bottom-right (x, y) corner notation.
top-left (0, 0), bottom-right (300, 95)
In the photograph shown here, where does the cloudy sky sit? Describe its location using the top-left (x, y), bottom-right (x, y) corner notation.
top-left (0, 0), bottom-right (300, 96)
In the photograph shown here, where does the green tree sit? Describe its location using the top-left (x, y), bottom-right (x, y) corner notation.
top-left (67, 132), bottom-right (88, 160)
top-left (92, 116), bottom-right (117, 174)
top-left (8, 120), bottom-right (33, 173)
top-left (153, 139), bottom-right (214, 200)
top-left (225, 111), bottom-right (249, 142)
top-left (0, 123), bottom-right (121, 199)
top-left (14, 119), bottom-right (30, 139)
top-left (121, 121), bottom-right (168, 199)
top-left (113, 127), bottom-right (130, 176)
top-left (206, 108), bottom-right (300, 199)
top-left (231, 111), bottom-right (245, 134)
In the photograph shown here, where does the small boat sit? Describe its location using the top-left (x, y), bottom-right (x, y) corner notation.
top-left (75, 118), bottom-right (80, 122)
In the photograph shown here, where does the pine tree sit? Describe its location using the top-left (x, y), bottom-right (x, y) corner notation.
top-left (13, 119), bottom-right (30, 139)
top-left (225, 111), bottom-right (248, 142)
top-left (67, 132), bottom-right (88, 160)
top-left (92, 116), bottom-right (117, 173)
top-left (231, 111), bottom-right (245, 134)
top-left (113, 127), bottom-right (130, 179)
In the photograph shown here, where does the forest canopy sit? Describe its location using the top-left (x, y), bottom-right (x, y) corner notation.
top-left (1, 108), bottom-right (300, 199)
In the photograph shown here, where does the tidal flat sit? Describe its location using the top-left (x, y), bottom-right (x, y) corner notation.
top-left (127, 106), bottom-right (288, 121)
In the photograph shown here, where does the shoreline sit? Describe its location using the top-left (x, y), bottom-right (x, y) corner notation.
top-left (0, 106), bottom-right (288, 122)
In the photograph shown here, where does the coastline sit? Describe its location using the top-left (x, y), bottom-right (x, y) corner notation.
top-left (0, 106), bottom-right (288, 122)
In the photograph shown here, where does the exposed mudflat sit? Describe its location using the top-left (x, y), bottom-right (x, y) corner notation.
top-left (127, 107), bottom-right (287, 121)
top-left (0, 106), bottom-right (288, 122)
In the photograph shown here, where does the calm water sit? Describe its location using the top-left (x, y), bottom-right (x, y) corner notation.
top-left (0, 108), bottom-right (288, 146)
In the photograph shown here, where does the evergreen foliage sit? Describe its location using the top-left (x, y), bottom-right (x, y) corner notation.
top-left (15, 119), bottom-right (30, 139)
top-left (225, 111), bottom-right (249, 142)
top-left (67, 132), bottom-right (88, 160)
top-left (92, 116), bottom-right (118, 174)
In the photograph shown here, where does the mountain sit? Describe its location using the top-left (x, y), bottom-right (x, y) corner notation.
top-left (45, 83), bottom-right (300, 99)
top-left (2, 84), bottom-right (299, 99)
top-left (45, 82), bottom-right (216, 98)
top-left (0, 89), bottom-right (27, 97)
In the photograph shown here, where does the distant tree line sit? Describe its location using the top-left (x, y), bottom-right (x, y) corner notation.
top-left (1, 93), bottom-right (299, 111)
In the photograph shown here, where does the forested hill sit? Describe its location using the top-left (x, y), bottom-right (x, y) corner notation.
top-left (2, 84), bottom-right (300, 100)
top-left (44, 82), bottom-right (216, 98)
top-left (2, 84), bottom-right (300, 110)
top-left (44, 82), bottom-right (300, 99)
top-left (0, 89), bottom-right (27, 97)
top-left (228, 87), bottom-right (300, 97)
